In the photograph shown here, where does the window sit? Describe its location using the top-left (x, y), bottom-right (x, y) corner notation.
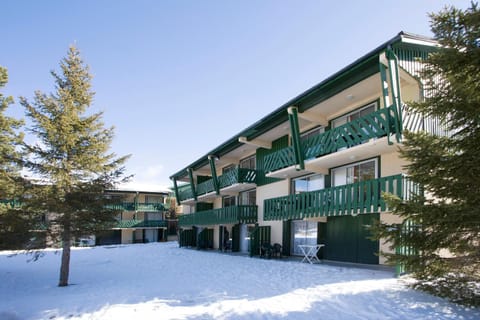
top-left (331, 159), bottom-right (378, 187)
top-left (223, 196), bottom-right (236, 207)
top-left (300, 126), bottom-right (324, 143)
top-left (292, 173), bottom-right (324, 194)
top-left (239, 189), bottom-right (256, 206)
top-left (331, 102), bottom-right (377, 128)
top-left (222, 164), bottom-right (236, 174)
top-left (239, 155), bottom-right (256, 170)
top-left (291, 220), bottom-right (318, 256)
top-left (145, 195), bottom-right (163, 203)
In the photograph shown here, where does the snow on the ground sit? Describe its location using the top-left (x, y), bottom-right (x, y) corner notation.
top-left (0, 242), bottom-right (478, 320)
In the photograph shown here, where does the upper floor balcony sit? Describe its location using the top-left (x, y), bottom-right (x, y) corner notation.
top-left (178, 205), bottom-right (258, 227)
top-left (178, 167), bottom-right (258, 203)
top-left (264, 105), bottom-right (401, 178)
top-left (107, 202), bottom-right (165, 212)
top-left (264, 174), bottom-right (417, 220)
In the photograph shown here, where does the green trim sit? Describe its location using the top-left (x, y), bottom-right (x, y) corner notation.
top-left (172, 177), bottom-right (181, 205)
top-left (187, 168), bottom-right (197, 201)
top-left (379, 56), bottom-right (390, 109)
top-left (386, 49), bottom-right (403, 141)
top-left (288, 107), bottom-right (304, 170)
top-left (208, 155), bottom-right (220, 195)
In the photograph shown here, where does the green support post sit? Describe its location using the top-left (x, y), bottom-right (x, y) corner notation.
top-left (187, 168), bottom-right (197, 201)
top-left (287, 106), bottom-right (304, 170)
top-left (379, 56), bottom-right (390, 110)
top-left (386, 48), bottom-right (403, 136)
top-left (172, 177), bottom-right (181, 205)
top-left (208, 155), bottom-right (220, 195)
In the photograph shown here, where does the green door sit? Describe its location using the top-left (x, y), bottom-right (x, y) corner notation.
top-left (325, 213), bottom-right (379, 264)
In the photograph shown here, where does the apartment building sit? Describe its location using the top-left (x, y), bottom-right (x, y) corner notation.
top-left (96, 190), bottom-right (170, 245)
top-left (170, 32), bottom-right (439, 265)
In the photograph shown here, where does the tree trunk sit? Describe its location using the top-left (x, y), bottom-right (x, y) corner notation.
top-left (58, 229), bottom-right (71, 287)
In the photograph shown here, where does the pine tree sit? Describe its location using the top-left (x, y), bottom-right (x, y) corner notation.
top-left (375, 3), bottom-right (480, 305)
top-left (20, 47), bottom-right (130, 286)
top-left (0, 66), bottom-right (30, 249)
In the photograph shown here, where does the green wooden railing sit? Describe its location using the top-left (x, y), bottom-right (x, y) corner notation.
top-left (0, 200), bottom-right (22, 209)
top-left (178, 205), bottom-right (258, 227)
top-left (264, 105), bottom-right (401, 173)
top-left (196, 178), bottom-right (216, 196)
top-left (264, 174), bottom-right (417, 220)
top-left (180, 167), bottom-right (258, 201)
top-left (178, 184), bottom-right (195, 201)
top-left (218, 167), bottom-right (257, 189)
top-left (107, 202), bottom-right (165, 212)
top-left (115, 219), bottom-right (168, 228)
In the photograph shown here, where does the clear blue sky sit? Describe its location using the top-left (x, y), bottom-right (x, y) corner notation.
top-left (2, 0), bottom-right (471, 191)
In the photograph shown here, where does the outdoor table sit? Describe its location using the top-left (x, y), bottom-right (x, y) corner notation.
top-left (298, 244), bottom-right (325, 264)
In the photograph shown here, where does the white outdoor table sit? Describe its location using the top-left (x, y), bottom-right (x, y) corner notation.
top-left (298, 244), bottom-right (325, 264)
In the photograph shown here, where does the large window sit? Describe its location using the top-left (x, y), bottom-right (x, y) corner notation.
top-left (331, 102), bottom-right (377, 128)
top-left (239, 155), bottom-right (256, 170)
top-left (291, 220), bottom-right (318, 256)
top-left (331, 159), bottom-right (377, 187)
top-left (300, 126), bottom-right (324, 143)
top-left (292, 173), bottom-right (324, 194)
top-left (239, 189), bottom-right (256, 206)
top-left (222, 164), bottom-right (236, 174)
top-left (223, 195), bottom-right (236, 207)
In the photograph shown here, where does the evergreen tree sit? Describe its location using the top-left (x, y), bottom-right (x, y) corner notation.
top-left (375, 2), bottom-right (480, 305)
top-left (20, 47), bottom-right (130, 286)
top-left (0, 66), bottom-right (30, 249)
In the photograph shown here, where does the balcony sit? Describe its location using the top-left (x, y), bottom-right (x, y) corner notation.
top-left (114, 219), bottom-right (168, 229)
top-left (264, 174), bottom-right (417, 220)
top-left (178, 205), bottom-right (258, 227)
top-left (0, 200), bottom-right (22, 208)
top-left (264, 105), bottom-right (401, 176)
top-left (179, 167), bottom-right (258, 203)
top-left (107, 202), bottom-right (165, 212)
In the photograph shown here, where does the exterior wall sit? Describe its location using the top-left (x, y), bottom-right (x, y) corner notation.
top-left (213, 197), bottom-right (222, 209)
top-left (213, 224), bottom-right (219, 249)
top-left (379, 212), bottom-right (403, 264)
top-left (381, 151), bottom-right (407, 176)
top-left (257, 179), bottom-right (289, 244)
top-left (121, 229), bottom-right (133, 244)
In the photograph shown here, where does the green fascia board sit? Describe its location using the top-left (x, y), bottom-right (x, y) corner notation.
top-left (169, 32), bottom-right (436, 180)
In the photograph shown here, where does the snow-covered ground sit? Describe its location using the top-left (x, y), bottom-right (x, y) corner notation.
top-left (0, 242), bottom-right (478, 320)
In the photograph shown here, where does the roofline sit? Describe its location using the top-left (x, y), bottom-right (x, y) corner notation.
top-left (105, 189), bottom-right (169, 196)
top-left (170, 31), bottom-right (436, 179)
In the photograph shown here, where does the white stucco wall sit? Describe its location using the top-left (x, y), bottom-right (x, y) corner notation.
top-left (256, 179), bottom-right (290, 244)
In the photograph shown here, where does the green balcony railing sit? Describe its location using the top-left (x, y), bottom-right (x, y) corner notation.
top-left (115, 219), bottom-right (168, 229)
top-left (264, 174), bottom-right (418, 220)
top-left (0, 199), bottom-right (22, 209)
top-left (107, 202), bottom-right (165, 212)
top-left (196, 178), bottom-right (216, 197)
top-left (264, 105), bottom-right (401, 173)
top-left (183, 167), bottom-right (258, 200)
top-left (218, 167), bottom-right (257, 189)
top-left (178, 184), bottom-right (195, 202)
top-left (178, 205), bottom-right (258, 227)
